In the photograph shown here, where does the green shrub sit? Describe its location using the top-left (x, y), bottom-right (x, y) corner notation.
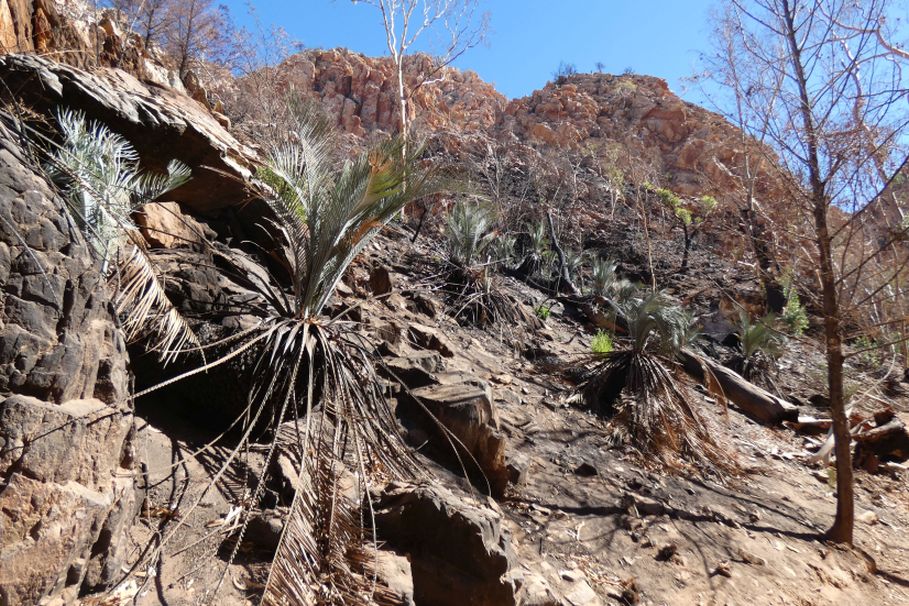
top-left (535, 304), bottom-right (552, 320)
top-left (782, 286), bottom-right (809, 336)
top-left (591, 330), bottom-right (614, 355)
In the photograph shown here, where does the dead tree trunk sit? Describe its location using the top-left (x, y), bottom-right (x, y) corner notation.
top-left (781, 0), bottom-right (853, 544)
top-left (679, 349), bottom-right (800, 425)
top-left (546, 210), bottom-right (581, 297)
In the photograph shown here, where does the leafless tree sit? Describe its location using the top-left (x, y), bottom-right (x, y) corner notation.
top-left (707, 0), bottom-right (909, 544)
top-left (110, 0), bottom-right (172, 48)
top-left (107, 0), bottom-right (234, 81)
top-left (208, 4), bottom-right (304, 143)
top-left (166, 0), bottom-right (233, 79)
top-left (351, 0), bottom-right (489, 152)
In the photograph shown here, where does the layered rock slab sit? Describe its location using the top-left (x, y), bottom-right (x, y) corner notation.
top-left (374, 481), bottom-right (519, 606)
top-left (0, 53), bottom-right (257, 214)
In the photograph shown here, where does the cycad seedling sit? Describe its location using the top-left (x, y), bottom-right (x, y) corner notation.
top-left (46, 108), bottom-right (198, 362)
top-left (582, 292), bottom-right (729, 472)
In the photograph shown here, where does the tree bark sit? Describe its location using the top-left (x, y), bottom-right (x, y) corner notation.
top-left (681, 222), bottom-right (690, 273)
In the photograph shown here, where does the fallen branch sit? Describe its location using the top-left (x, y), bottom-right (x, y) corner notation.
top-left (853, 409), bottom-right (909, 471)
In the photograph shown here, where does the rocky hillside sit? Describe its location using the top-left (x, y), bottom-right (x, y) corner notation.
top-left (222, 48), bottom-right (798, 277)
top-left (1, 3), bottom-right (909, 606)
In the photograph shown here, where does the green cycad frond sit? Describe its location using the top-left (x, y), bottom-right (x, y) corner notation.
top-left (738, 311), bottom-right (783, 361)
top-left (445, 201), bottom-right (497, 267)
top-left (564, 250), bottom-right (585, 278)
top-left (489, 234), bottom-right (516, 266)
top-left (619, 292), bottom-right (697, 356)
top-left (46, 108), bottom-right (197, 362)
top-left (260, 131), bottom-right (441, 319)
top-left (529, 221), bottom-right (548, 255)
top-left (591, 257), bottom-right (619, 296)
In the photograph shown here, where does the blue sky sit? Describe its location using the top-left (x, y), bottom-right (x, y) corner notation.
top-left (224, 0), bottom-right (717, 102)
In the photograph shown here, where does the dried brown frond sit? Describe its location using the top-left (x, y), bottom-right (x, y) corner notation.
top-left (584, 350), bottom-right (734, 475)
top-left (443, 265), bottom-right (535, 328)
top-left (112, 239), bottom-right (203, 364)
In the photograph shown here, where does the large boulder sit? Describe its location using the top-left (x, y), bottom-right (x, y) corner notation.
top-left (0, 53), bottom-right (257, 214)
top-left (373, 482), bottom-right (519, 606)
top-left (0, 118), bottom-right (137, 604)
top-left (398, 377), bottom-right (510, 496)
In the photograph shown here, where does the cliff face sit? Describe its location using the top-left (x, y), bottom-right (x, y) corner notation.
top-left (269, 49), bottom-right (506, 137)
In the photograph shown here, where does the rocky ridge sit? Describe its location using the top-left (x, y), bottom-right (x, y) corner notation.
top-left (245, 50), bottom-right (787, 203)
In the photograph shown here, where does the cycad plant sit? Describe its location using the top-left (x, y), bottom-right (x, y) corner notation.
top-left (46, 108), bottom-right (198, 362)
top-left (256, 130), bottom-right (443, 604)
top-left (515, 220), bottom-right (549, 279)
top-left (582, 292), bottom-right (728, 471)
top-left (590, 257), bottom-right (619, 297)
top-left (489, 234), bottom-right (516, 268)
top-left (446, 200), bottom-right (497, 266)
top-left (442, 201), bottom-right (523, 326)
top-left (564, 249), bottom-right (585, 282)
top-left (589, 257), bottom-right (638, 303)
top-left (138, 121), bottom-right (444, 604)
top-left (735, 311), bottom-right (783, 383)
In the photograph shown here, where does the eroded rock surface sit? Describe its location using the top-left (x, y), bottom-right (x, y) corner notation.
top-left (0, 118), bottom-right (137, 604)
top-left (374, 481), bottom-right (518, 606)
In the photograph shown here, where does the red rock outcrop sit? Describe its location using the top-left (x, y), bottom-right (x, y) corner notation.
top-left (248, 49), bottom-right (506, 138)
top-left (500, 73), bottom-right (785, 201)
top-left (250, 54), bottom-right (788, 210)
